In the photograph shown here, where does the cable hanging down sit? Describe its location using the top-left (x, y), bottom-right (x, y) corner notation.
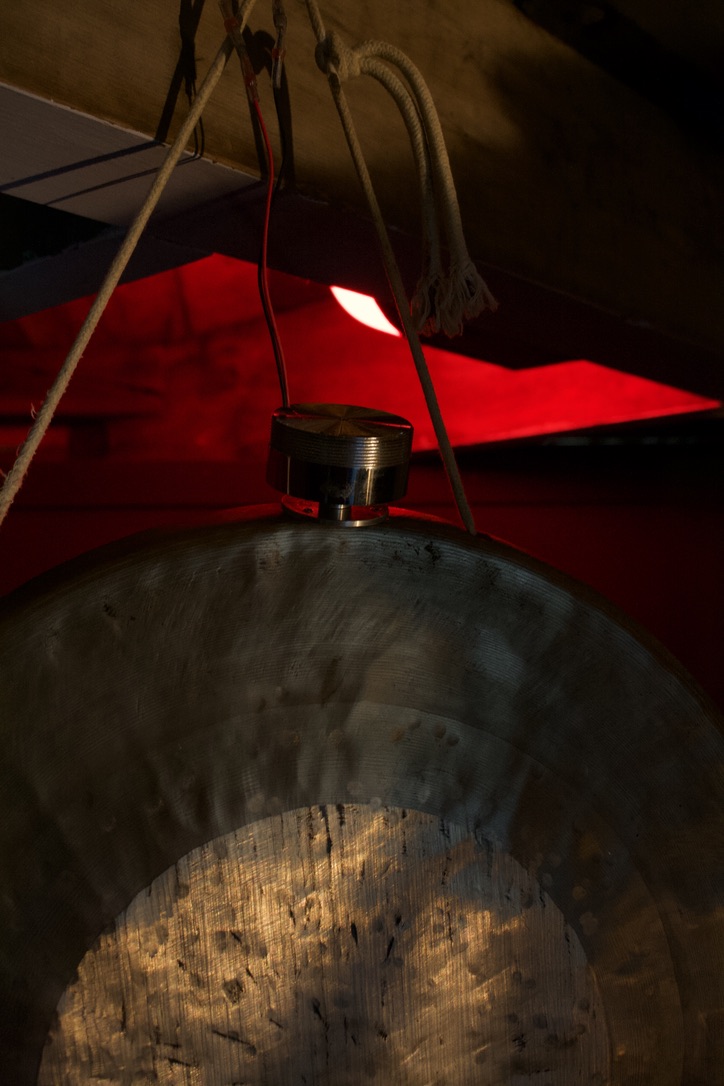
top-left (220, 0), bottom-right (290, 407)
top-left (254, 97), bottom-right (290, 407)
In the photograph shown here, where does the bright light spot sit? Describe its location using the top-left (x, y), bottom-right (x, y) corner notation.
top-left (330, 286), bottom-right (401, 337)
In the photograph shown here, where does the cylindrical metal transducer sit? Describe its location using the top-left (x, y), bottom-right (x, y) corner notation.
top-left (267, 403), bottom-right (413, 522)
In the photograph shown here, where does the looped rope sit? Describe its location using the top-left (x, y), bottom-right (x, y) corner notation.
top-left (314, 30), bottom-right (361, 81)
top-left (303, 0), bottom-right (480, 534)
top-left (358, 54), bottom-right (441, 307)
top-left (312, 23), bottom-right (497, 340)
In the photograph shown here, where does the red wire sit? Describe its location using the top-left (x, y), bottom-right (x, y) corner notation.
top-left (253, 97), bottom-right (289, 407)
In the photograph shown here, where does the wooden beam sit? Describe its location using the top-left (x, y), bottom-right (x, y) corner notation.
top-left (1, 0), bottom-right (723, 363)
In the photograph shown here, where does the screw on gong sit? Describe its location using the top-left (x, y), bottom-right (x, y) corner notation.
top-left (267, 403), bottom-right (413, 522)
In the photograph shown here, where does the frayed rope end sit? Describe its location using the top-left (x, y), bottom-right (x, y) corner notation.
top-left (412, 260), bottom-right (497, 338)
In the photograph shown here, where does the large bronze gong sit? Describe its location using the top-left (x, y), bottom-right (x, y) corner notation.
top-left (0, 507), bottom-right (722, 1084)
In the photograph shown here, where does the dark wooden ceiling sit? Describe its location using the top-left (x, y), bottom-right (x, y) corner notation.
top-left (1, 0), bottom-right (723, 401)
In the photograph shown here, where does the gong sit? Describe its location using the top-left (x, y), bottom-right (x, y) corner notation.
top-left (0, 507), bottom-right (722, 1084)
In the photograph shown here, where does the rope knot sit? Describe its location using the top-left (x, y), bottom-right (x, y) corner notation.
top-left (315, 31), bottom-right (360, 81)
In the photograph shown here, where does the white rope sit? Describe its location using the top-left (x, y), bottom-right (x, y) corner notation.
top-left (357, 54), bottom-right (443, 335)
top-left (304, 0), bottom-right (478, 534)
top-left (368, 38), bottom-right (498, 335)
top-left (0, 2), bottom-right (265, 529)
top-left (314, 29), bottom-right (498, 338)
top-left (364, 41), bottom-right (498, 335)
top-left (313, 32), bottom-right (441, 296)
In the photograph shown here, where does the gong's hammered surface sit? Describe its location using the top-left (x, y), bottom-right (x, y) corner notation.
top-left (0, 507), bottom-right (722, 1083)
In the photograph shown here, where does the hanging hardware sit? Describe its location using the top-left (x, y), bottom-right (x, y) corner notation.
top-left (267, 403), bottom-right (413, 525)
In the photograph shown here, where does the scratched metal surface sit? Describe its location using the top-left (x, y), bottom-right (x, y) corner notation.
top-left (0, 507), bottom-right (722, 1084)
top-left (38, 806), bottom-right (609, 1084)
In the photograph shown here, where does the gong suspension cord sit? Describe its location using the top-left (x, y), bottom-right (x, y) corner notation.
top-left (0, 0), bottom-right (260, 529)
top-left (303, 0), bottom-right (496, 535)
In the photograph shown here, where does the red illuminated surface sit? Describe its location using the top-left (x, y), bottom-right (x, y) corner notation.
top-left (0, 254), bottom-right (718, 465)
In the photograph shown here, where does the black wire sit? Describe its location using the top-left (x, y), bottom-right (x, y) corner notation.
top-left (253, 98), bottom-right (289, 407)
top-left (185, 81), bottom-right (206, 160)
top-left (252, 30), bottom-right (294, 406)
top-left (235, 26), bottom-right (295, 406)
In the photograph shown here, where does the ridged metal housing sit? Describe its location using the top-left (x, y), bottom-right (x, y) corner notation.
top-left (267, 403), bottom-right (413, 515)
